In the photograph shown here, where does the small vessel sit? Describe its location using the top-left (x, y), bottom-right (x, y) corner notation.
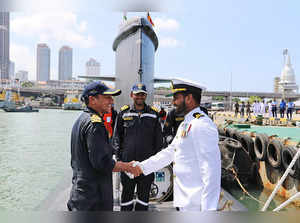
top-left (3, 105), bottom-right (39, 112)
top-left (62, 91), bottom-right (82, 110)
top-left (0, 89), bottom-right (5, 108)
top-left (0, 88), bottom-right (25, 110)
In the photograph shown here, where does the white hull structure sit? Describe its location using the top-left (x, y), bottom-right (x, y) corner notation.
top-left (62, 103), bottom-right (82, 110)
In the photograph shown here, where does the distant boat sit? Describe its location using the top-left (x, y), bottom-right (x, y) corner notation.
top-left (62, 90), bottom-right (83, 111)
top-left (3, 105), bottom-right (39, 112)
top-left (62, 102), bottom-right (82, 110)
top-left (0, 88), bottom-right (21, 109)
top-left (0, 89), bottom-right (5, 107)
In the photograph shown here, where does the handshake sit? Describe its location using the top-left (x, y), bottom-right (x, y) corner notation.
top-left (115, 161), bottom-right (144, 178)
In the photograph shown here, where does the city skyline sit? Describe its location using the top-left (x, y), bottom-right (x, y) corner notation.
top-left (7, 0), bottom-right (300, 92)
top-left (86, 58), bottom-right (100, 77)
top-left (36, 43), bottom-right (50, 81)
top-left (58, 45), bottom-right (73, 81)
top-left (0, 12), bottom-right (10, 79)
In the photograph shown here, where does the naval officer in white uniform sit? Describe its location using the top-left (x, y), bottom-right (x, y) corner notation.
top-left (132, 78), bottom-right (221, 211)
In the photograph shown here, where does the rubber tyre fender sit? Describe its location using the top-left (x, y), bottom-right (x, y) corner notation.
top-left (231, 131), bottom-right (241, 141)
top-left (266, 139), bottom-right (283, 168)
top-left (224, 137), bottom-right (242, 152)
top-left (281, 146), bottom-right (300, 179)
top-left (219, 135), bottom-right (227, 143)
top-left (240, 134), bottom-right (255, 160)
top-left (225, 128), bottom-right (236, 138)
top-left (218, 127), bottom-right (226, 136)
top-left (254, 133), bottom-right (269, 161)
top-left (225, 128), bottom-right (232, 138)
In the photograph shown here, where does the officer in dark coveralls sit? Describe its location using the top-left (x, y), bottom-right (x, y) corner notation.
top-left (67, 81), bottom-right (138, 211)
top-left (113, 83), bottom-right (163, 211)
top-left (163, 108), bottom-right (185, 145)
top-left (163, 107), bottom-right (208, 146)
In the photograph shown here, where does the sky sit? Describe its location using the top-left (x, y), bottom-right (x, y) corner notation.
top-left (6, 0), bottom-right (300, 92)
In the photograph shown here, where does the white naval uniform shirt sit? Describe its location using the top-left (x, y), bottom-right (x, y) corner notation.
top-left (140, 107), bottom-right (221, 211)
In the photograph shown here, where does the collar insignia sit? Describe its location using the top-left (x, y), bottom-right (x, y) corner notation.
top-left (91, 114), bottom-right (102, 123)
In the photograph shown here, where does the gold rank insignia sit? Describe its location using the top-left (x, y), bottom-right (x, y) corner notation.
top-left (165, 122), bottom-right (169, 127)
top-left (151, 106), bottom-right (159, 113)
top-left (91, 114), bottom-right (102, 123)
top-left (193, 113), bottom-right (204, 119)
top-left (121, 105), bottom-right (130, 111)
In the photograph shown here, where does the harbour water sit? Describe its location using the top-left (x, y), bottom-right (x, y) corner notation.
top-left (0, 109), bottom-right (80, 211)
top-left (226, 185), bottom-right (300, 211)
top-left (0, 109), bottom-right (299, 211)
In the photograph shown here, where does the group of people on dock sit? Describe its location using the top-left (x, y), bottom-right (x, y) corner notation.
top-left (234, 99), bottom-right (295, 120)
top-left (67, 79), bottom-right (221, 212)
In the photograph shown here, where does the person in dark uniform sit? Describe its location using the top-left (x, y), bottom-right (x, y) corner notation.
top-left (240, 101), bottom-right (245, 117)
top-left (246, 101), bottom-right (251, 117)
top-left (163, 106), bottom-right (208, 146)
top-left (234, 101), bottom-right (239, 117)
top-left (163, 108), bottom-right (185, 146)
top-left (67, 81), bottom-right (138, 211)
top-left (112, 83), bottom-right (163, 211)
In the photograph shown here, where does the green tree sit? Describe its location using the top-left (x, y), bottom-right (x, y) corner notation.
top-left (212, 96), bottom-right (224, 101)
top-left (21, 81), bottom-right (34, 88)
top-left (155, 86), bottom-right (171, 90)
top-left (232, 98), bottom-right (240, 103)
top-left (248, 96), bottom-right (262, 104)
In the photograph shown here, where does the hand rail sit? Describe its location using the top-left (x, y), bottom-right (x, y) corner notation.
top-left (273, 192), bottom-right (300, 211)
top-left (261, 146), bottom-right (300, 211)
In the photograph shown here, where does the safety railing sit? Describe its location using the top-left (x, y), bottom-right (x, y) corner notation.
top-left (261, 146), bottom-right (300, 211)
top-left (272, 192), bottom-right (300, 211)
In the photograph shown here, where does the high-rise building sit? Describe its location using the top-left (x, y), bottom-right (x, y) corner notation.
top-left (9, 60), bottom-right (15, 79)
top-left (36, 43), bottom-right (50, 81)
top-left (86, 58), bottom-right (100, 77)
top-left (59, 46), bottom-right (73, 80)
top-left (0, 12), bottom-right (10, 80)
top-left (15, 70), bottom-right (28, 81)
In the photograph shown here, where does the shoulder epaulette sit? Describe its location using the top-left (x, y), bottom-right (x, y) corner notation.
top-left (120, 105), bottom-right (130, 111)
top-left (91, 114), bottom-right (102, 123)
top-left (193, 113), bottom-right (204, 119)
top-left (151, 106), bottom-right (159, 113)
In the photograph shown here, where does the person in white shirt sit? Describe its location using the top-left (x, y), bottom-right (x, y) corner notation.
top-left (131, 78), bottom-right (221, 211)
top-left (260, 100), bottom-right (265, 116)
top-left (268, 101), bottom-right (272, 117)
top-left (253, 101), bottom-right (260, 116)
top-left (252, 101), bottom-right (256, 116)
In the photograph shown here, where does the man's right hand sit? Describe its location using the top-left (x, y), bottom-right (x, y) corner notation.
top-left (125, 161), bottom-right (143, 177)
top-left (113, 161), bottom-right (143, 177)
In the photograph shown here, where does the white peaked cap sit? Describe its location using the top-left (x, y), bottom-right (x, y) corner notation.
top-left (172, 77), bottom-right (207, 92)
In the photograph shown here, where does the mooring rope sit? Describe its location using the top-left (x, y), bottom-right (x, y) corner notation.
top-left (230, 167), bottom-right (263, 204)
